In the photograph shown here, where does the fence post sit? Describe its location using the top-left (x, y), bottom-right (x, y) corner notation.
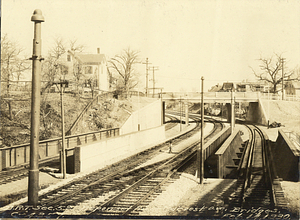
top-left (77, 137), bottom-right (81, 145)
top-left (0, 149), bottom-right (2, 171)
top-left (67, 138), bottom-right (70, 148)
top-left (24, 146), bottom-right (27, 163)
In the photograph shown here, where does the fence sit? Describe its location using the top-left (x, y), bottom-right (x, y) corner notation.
top-left (285, 131), bottom-right (300, 147)
top-left (259, 93), bottom-right (300, 101)
top-left (0, 128), bottom-right (119, 171)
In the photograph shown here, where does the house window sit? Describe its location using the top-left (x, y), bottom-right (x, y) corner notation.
top-left (85, 66), bottom-right (92, 74)
top-left (61, 65), bottom-right (68, 75)
top-left (67, 55), bottom-right (71, 62)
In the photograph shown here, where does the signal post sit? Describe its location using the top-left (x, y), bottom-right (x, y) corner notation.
top-left (28, 9), bottom-right (45, 206)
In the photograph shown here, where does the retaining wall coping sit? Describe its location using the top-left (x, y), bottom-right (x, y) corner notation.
top-left (203, 126), bottom-right (231, 150)
top-left (215, 128), bottom-right (240, 155)
top-left (75, 125), bottom-right (166, 149)
top-left (278, 129), bottom-right (300, 157)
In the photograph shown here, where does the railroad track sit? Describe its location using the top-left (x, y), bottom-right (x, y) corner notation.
top-left (0, 113), bottom-right (179, 186)
top-left (164, 114), bottom-right (180, 131)
top-left (0, 168), bottom-right (29, 185)
top-left (219, 124), bottom-right (289, 219)
top-left (227, 125), bottom-right (273, 209)
top-left (1, 113), bottom-right (224, 218)
top-left (184, 123), bottom-right (290, 219)
top-left (0, 158), bottom-right (60, 186)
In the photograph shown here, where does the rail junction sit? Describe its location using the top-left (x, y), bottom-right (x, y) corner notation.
top-left (0, 105), bottom-right (297, 219)
top-left (0, 90), bottom-right (299, 219)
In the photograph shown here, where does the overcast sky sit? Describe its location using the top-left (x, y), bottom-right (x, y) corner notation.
top-left (1, 0), bottom-right (300, 91)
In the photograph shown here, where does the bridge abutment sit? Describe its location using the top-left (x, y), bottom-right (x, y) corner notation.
top-left (245, 99), bottom-right (268, 125)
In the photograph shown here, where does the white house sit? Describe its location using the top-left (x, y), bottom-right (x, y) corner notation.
top-left (59, 48), bottom-right (110, 93)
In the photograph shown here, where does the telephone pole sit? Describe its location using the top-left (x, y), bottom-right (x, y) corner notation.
top-left (198, 76), bottom-right (204, 184)
top-left (53, 80), bottom-right (69, 179)
top-left (149, 66), bottom-right (159, 97)
top-left (28, 9), bottom-right (44, 207)
top-left (281, 58), bottom-right (285, 100)
top-left (142, 58), bottom-right (151, 97)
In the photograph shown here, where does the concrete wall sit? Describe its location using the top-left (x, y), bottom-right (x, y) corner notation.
top-left (73, 125), bottom-right (166, 173)
top-left (120, 99), bottom-right (163, 135)
top-left (273, 129), bottom-right (300, 181)
top-left (245, 99), bottom-right (268, 125)
top-left (225, 103), bottom-right (232, 122)
top-left (215, 129), bottom-right (244, 178)
top-left (203, 126), bottom-right (231, 160)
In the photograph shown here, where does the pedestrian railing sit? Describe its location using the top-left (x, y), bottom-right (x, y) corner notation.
top-left (0, 128), bottom-right (119, 171)
top-left (259, 93), bottom-right (300, 101)
top-left (285, 131), bottom-right (300, 147)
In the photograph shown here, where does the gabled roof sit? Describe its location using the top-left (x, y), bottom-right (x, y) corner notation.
top-left (222, 82), bottom-right (234, 91)
top-left (209, 85), bottom-right (222, 92)
top-left (74, 53), bottom-right (106, 64)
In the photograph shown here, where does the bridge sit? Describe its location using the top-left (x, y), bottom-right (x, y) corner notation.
top-left (162, 91), bottom-right (299, 103)
top-left (1, 91), bottom-right (299, 172)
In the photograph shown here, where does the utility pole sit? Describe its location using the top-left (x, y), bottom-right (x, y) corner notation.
top-left (28, 9), bottom-right (44, 207)
top-left (149, 66), bottom-right (159, 97)
top-left (142, 58), bottom-right (151, 97)
top-left (231, 89), bottom-right (235, 133)
top-left (199, 77), bottom-right (204, 184)
top-left (179, 96), bottom-right (182, 132)
top-left (53, 80), bottom-right (69, 179)
top-left (281, 58), bottom-right (285, 100)
top-left (196, 77), bottom-right (204, 183)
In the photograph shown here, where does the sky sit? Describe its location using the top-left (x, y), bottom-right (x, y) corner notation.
top-left (1, 0), bottom-right (300, 92)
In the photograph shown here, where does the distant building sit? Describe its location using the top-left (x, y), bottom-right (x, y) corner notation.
top-left (236, 82), bottom-right (265, 92)
top-left (208, 84), bottom-right (222, 92)
top-left (209, 81), bottom-right (267, 92)
top-left (285, 81), bottom-right (300, 96)
top-left (68, 48), bottom-right (110, 92)
top-left (53, 48), bottom-right (110, 93)
top-left (221, 82), bottom-right (235, 92)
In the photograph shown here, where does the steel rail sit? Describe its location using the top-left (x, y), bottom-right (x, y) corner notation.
top-left (88, 117), bottom-right (223, 216)
top-left (238, 124), bottom-right (276, 208)
top-left (253, 125), bottom-right (277, 207)
top-left (38, 114), bottom-right (201, 207)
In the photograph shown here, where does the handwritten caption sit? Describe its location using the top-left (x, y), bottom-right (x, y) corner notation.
top-left (5, 204), bottom-right (291, 219)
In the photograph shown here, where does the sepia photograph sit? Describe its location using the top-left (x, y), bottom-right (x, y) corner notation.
top-left (0, 0), bottom-right (299, 219)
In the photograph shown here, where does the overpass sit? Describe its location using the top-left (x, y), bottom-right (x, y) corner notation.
top-left (162, 92), bottom-right (260, 103)
top-left (163, 91), bottom-right (268, 126)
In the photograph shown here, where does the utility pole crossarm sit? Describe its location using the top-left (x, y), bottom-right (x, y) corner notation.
top-left (148, 66), bottom-right (159, 98)
top-left (142, 58), bottom-right (152, 97)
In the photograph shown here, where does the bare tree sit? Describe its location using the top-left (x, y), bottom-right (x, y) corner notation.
top-left (1, 34), bottom-right (29, 120)
top-left (42, 37), bottom-right (68, 85)
top-left (69, 39), bottom-right (86, 97)
top-left (42, 38), bottom-right (85, 88)
top-left (250, 54), bottom-right (298, 93)
top-left (108, 48), bottom-right (140, 97)
top-left (69, 39), bottom-right (85, 53)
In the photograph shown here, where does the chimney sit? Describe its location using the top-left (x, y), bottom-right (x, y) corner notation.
top-left (97, 48), bottom-right (100, 54)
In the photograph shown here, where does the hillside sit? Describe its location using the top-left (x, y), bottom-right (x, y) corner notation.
top-left (0, 92), bottom-right (157, 147)
top-left (261, 100), bottom-right (300, 134)
top-left (0, 93), bottom-right (91, 147)
top-left (71, 96), bottom-right (156, 134)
